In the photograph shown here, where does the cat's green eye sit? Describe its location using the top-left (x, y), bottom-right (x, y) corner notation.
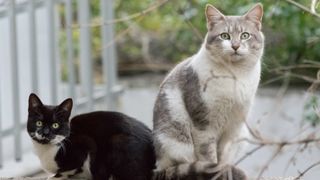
top-left (240, 32), bottom-right (250, 40)
top-left (52, 123), bottom-right (59, 129)
top-left (220, 33), bottom-right (230, 40)
top-left (36, 121), bottom-right (42, 127)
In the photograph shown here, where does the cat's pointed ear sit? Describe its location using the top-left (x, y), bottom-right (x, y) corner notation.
top-left (205, 4), bottom-right (225, 30)
top-left (58, 98), bottom-right (73, 113)
top-left (28, 93), bottom-right (43, 110)
top-left (244, 3), bottom-right (263, 30)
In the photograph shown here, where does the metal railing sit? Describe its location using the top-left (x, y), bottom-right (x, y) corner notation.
top-left (0, 0), bottom-right (120, 171)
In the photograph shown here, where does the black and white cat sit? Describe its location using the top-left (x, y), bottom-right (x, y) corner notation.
top-left (27, 93), bottom-right (155, 180)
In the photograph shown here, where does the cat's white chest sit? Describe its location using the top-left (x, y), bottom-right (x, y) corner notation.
top-left (196, 61), bottom-right (260, 128)
top-left (202, 74), bottom-right (255, 105)
top-left (32, 140), bottom-right (59, 174)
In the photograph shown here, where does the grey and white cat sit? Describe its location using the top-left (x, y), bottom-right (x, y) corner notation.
top-left (153, 3), bottom-right (264, 180)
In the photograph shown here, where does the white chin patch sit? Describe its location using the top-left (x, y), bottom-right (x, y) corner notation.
top-left (35, 132), bottom-right (46, 140)
top-left (50, 135), bottom-right (65, 145)
top-left (228, 54), bottom-right (243, 62)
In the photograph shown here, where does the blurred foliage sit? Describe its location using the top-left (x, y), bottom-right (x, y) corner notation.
top-left (303, 95), bottom-right (320, 127)
top-left (56, 0), bottom-right (320, 126)
top-left (114, 0), bottom-right (320, 81)
top-left (58, 0), bottom-right (320, 84)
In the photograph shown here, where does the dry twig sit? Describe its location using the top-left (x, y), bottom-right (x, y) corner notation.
top-left (68, 0), bottom-right (169, 29)
top-left (284, 0), bottom-right (320, 19)
top-left (294, 160), bottom-right (320, 179)
top-left (256, 146), bottom-right (284, 180)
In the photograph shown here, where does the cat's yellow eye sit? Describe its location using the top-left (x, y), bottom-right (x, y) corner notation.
top-left (36, 121), bottom-right (42, 127)
top-left (240, 32), bottom-right (250, 40)
top-left (220, 33), bottom-right (231, 40)
top-left (52, 123), bottom-right (59, 129)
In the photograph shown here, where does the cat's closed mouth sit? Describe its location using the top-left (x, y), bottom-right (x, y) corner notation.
top-left (33, 137), bottom-right (51, 144)
top-left (231, 52), bottom-right (241, 56)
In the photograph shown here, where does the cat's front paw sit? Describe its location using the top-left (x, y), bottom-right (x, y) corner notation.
top-left (230, 166), bottom-right (247, 180)
top-left (210, 165), bottom-right (247, 180)
top-left (47, 174), bottom-right (66, 180)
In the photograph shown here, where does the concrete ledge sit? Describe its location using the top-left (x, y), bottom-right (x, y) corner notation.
top-left (0, 178), bottom-right (299, 180)
top-left (0, 178), bottom-right (46, 180)
top-left (0, 152), bottom-right (41, 177)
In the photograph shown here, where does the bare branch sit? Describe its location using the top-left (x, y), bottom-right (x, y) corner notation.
top-left (283, 145), bottom-right (302, 174)
top-left (311, 0), bottom-right (319, 13)
top-left (97, 17), bottom-right (144, 52)
top-left (303, 60), bottom-right (320, 65)
top-left (273, 70), bottom-right (320, 84)
top-left (284, 0), bottom-right (320, 19)
top-left (256, 146), bottom-right (283, 180)
top-left (270, 64), bottom-right (320, 72)
top-left (235, 145), bottom-right (264, 165)
top-left (242, 137), bottom-right (320, 146)
top-left (245, 121), bottom-right (263, 141)
top-left (183, 18), bottom-right (203, 41)
top-left (294, 160), bottom-right (320, 179)
top-left (68, 0), bottom-right (169, 29)
top-left (260, 75), bottom-right (285, 86)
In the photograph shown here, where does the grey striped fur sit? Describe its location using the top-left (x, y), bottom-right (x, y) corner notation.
top-left (153, 3), bottom-right (264, 180)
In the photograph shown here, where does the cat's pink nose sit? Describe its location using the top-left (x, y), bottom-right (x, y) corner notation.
top-left (232, 44), bottom-right (240, 51)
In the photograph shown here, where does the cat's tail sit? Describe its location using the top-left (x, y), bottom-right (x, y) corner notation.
top-left (152, 161), bottom-right (247, 180)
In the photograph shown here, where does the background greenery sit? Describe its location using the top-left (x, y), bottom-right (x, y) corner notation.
top-left (119, 0), bottom-right (319, 83)
top-left (60, 0), bottom-right (320, 84)
top-left (58, 0), bottom-right (320, 124)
